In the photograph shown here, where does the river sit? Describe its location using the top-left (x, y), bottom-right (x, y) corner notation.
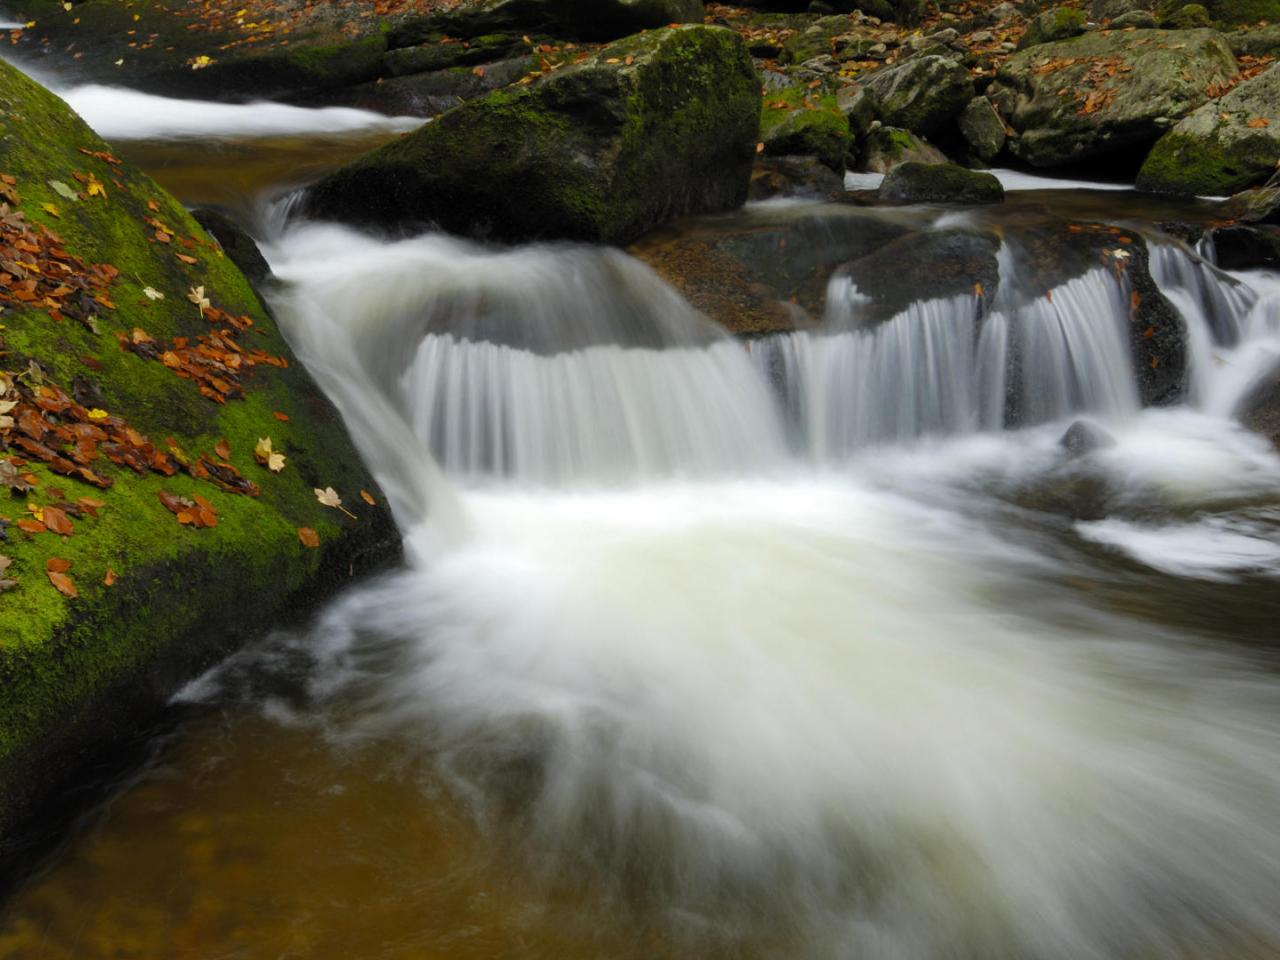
top-left (0, 64), bottom-right (1279, 960)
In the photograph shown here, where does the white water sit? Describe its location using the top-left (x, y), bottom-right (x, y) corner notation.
top-left (248, 212), bottom-right (1280, 958)
top-left (844, 169), bottom-right (1137, 193)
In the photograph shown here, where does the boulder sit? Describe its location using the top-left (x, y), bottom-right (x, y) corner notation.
top-left (862, 54), bottom-right (975, 137)
top-left (861, 126), bottom-right (949, 172)
top-left (1137, 64), bottom-right (1280, 197)
top-left (1060, 420), bottom-right (1118, 457)
top-left (989, 28), bottom-right (1238, 167)
top-left (1204, 225), bottom-right (1280, 269)
top-left (305, 26), bottom-right (760, 245)
top-left (1112, 9), bottom-right (1158, 24)
top-left (1191, 0), bottom-right (1280, 24)
top-left (1160, 2), bottom-right (1212, 26)
top-left (0, 60), bottom-right (398, 843)
top-left (761, 84), bottom-right (851, 172)
top-left (749, 156), bottom-right (845, 201)
top-left (1238, 365), bottom-right (1280, 450)
top-left (391, 0), bottom-right (706, 44)
top-left (878, 162), bottom-right (1005, 203)
top-left (1225, 24), bottom-right (1280, 57)
top-left (1222, 170), bottom-right (1280, 224)
top-left (1017, 6), bottom-right (1088, 49)
top-left (958, 96), bottom-right (1007, 161)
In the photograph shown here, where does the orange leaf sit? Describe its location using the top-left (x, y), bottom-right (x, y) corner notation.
top-left (175, 253), bottom-right (198, 265)
top-left (298, 526), bottom-right (320, 548)
top-left (214, 438), bottom-right (231, 460)
top-left (1247, 117), bottom-right (1271, 128)
top-left (16, 518), bottom-right (46, 535)
top-left (103, 567), bottom-right (117, 587)
top-left (46, 556), bottom-right (71, 573)
top-left (360, 489), bottom-right (377, 506)
top-left (43, 506), bottom-right (74, 535)
top-left (47, 570), bottom-right (78, 597)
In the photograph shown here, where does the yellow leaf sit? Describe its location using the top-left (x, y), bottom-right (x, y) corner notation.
top-left (85, 175), bottom-right (106, 199)
top-left (267, 451), bottom-right (286, 473)
top-left (41, 202), bottom-right (60, 218)
top-left (87, 408), bottom-right (108, 420)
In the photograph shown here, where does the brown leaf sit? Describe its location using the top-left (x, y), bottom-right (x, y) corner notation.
top-left (16, 518), bottom-right (46, 535)
top-left (103, 567), bottom-right (117, 587)
top-left (47, 569), bottom-right (78, 597)
top-left (214, 438), bottom-right (231, 460)
top-left (1247, 117), bottom-right (1271, 128)
top-left (273, 411), bottom-right (289, 422)
top-left (46, 556), bottom-right (71, 573)
top-left (360, 489), bottom-right (377, 506)
top-left (42, 505), bottom-right (74, 536)
top-left (298, 526), bottom-right (320, 548)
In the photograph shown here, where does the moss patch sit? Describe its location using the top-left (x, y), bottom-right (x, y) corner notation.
top-left (761, 84), bottom-right (850, 172)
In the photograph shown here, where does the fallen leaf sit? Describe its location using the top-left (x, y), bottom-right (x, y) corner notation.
top-left (47, 569), bottom-right (77, 597)
top-left (273, 411), bottom-right (289, 422)
top-left (46, 556), bottom-right (71, 573)
top-left (214, 438), bottom-right (231, 460)
top-left (315, 486), bottom-right (356, 519)
top-left (48, 180), bottom-right (78, 201)
top-left (175, 253), bottom-right (198, 265)
top-left (41, 202), bottom-right (60, 218)
top-left (360, 489), bottom-right (377, 506)
top-left (142, 286), bottom-right (165, 300)
top-left (298, 526), bottom-right (320, 548)
top-left (42, 506), bottom-right (73, 535)
top-left (268, 452), bottom-right (285, 473)
top-left (103, 567), bottom-right (117, 587)
top-left (187, 285), bottom-right (210, 315)
top-left (1248, 117), bottom-right (1271, 128)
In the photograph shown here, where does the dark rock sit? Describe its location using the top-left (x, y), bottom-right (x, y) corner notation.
top-left (878, 161), bottom-right (1005, 204)
top-left (1225, 24), bottom-right (1280, 57)
top-left (307, 56), bottom-right (533, 116)
top-left (1138, 64), bottom-right (1280, 197)
top-left (862, 54), bottom-right (975, 136)
top-left (1160, 2), bottom-right (1212, 26)
top-left (1060, 419), bottom-right (1118, 457)
top-left (305, 26), bottom-right (760, 245)
top-left (1238, 365), bottom-right (1280, 450)
top-left (1205, 225), bottom-right (1280, 270)
top-left (749, 156), bottom-right (845, 200)
top-left (190, 207), bottom-right (273, 288)
top-left (990, 28), bottom-right (1238, 167)
top-left (958, 96), bottom-right (1007, 161)
top-left (1221, 171), bottom-right (1280, 225)
top-left (389, 0), bottom-right (705, 45)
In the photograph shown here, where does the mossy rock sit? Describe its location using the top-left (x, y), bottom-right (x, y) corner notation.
top-left (0, 60), bottom-right (399, 845)
top-left (761, 83), bottom-right (851, 172)
top-left (1159, 1), bottom-right (1213, 26)
top-left (990, 28), bottom-right (1238, 167)
top-left (878, 161), bottom-right (1005, 204)
top-left (305, 26), bottom-right (761, 245)
top-left (390, 0), bottom-right (705, 45)
top-left (958, 96), bottom-right (1007, 161)
top-left (860, 125), bottom-right (948, 173)
top-left (1200, 0), bottom-right (1280, 22)
top-left (862, 54), bottom-right (975, 137)
top-left (1017, 6), bottom-right (1088, 48)
top-left (1137, 63), bottom-right (1280, 196)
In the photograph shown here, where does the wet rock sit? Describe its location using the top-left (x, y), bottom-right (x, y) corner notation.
top-left (990, 29), bottom-right (1238, 167)
top-left (1137, 64), bottom-right (1280, 198)
top-left (190, 208), bottom-right (273, 288)
top-left (1222, 171), bottom-right (1280, 225)
top-left (863, 54), bottom-right (975, 137)
top-left (381, 34), bottom-right (528, 77)
top-left (762, 82), bottom-right (851, 172)
top-left (749, 156), bottom-right (845, 200)
top-left (305, 26), bottom-right (760, 245)
top-left (308, 56), bottom-right (533, 116)
top-left (1204, 225), bottom-right (1280, 270)
top-left (628, 207), bottom-right (912, 333)
top-left (1017, 6), bottom-right (1088, 49)
top-left (878, 162), bottom-right (1005, 204)
top-left (861, 125), bottom-right (949, 172)
top-left (1060, 419), bottom-right (1118, 457)
top-left (959, 96), bottom-right (1007, 162)
top-left (1238, 365), bottom-right (1280, 450)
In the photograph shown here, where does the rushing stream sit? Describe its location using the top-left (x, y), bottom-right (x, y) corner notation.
top-left (2, 71), bottom-right (1280, 960)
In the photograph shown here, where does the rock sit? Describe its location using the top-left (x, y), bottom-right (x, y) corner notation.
top-left (749, 156), bottom-right (845, 200)
top-left (307, 55), bottom-right (533, 117)
top-left (861, 125), bottom-right (949, 172)
top-left (862, 54), bottom-right (975, 137)
top-left (628, 206), bottom-right (912, 333)
top-left (1222, 171), bottom-right (1280, 224)
top-left (190, 208), bottom-right (273, 288)
top-left (1204, 225), bottom-right (1280, 269)
top-left (1017, 6), bottom-right (1088, 49)
top-left (878, 161), bottom-right (1005, 203)
top-left (1160, 2), bottom-right (1212, 27)
top-left (989, 29), bottom-right (1238, 167)
top-left (835, 228), bottom-right (1002, 324)
top-left (0, 60), bottom-right (399, 841)
top-left (392, 0), bottom-right (705, 44)
top-left (1091, 0), bottom-right (1151, 19)
top-left (837, 84), bottom-right (881, 138)
top-left (1137, 64), bottom-right (1280, 197)
top-left (1238, 365), bottom-right (1280, 450)
top-left (381, 34), bottom-right (528, 77)
top-left (1193, 0), bottom-right (1280, 25)
top-left (781, 15), bottom-right (852, 63)
top-left (1060, 420), bottom-right (1118, 457)
top-left (991, 2), bottom-right (1021, 19)
top-left (762, 83), bottom-right (851, 172)
top-left (1225, 24), bottom-right (1280, 57)
top-left (1111, 10), bottom-right (1158, 25)
top-left (959, 96), bottom-right (1007, 161)
top-left (305, 26), bottom-right (760, 245)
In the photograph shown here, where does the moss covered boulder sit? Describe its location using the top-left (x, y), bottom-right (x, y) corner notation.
top-left (305, 26), bottom-right (760, 245)
top-left (861, 126), bottom-right (948, 173)
top-left (878, 162), bottom-right (1005, 204)
top-left (959, 96), bottom-right (1008, 162)
top-left (0, 61), bottom-right (398, 845)
top-left (989, 28), bottom-right (1238, 167)
top-left (862, 55), bottom-right (975, 138)
top-left (761, 84), bottom-right (851, 172)
top-left (1137, 64), bottom-right (1280, 196)
top-left (1017, 6), bottom-right (1088, 49)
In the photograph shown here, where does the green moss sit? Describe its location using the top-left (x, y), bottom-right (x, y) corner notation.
top-left (1137, 128), bottom-right (1273, 195)
top-left (761, 84), bottom-right (850, 171)
top-left (0, 59), bottom-right (399, 836)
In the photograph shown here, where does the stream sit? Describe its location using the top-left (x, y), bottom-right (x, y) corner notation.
top-left (1, 68), bottom-right (1280, 960)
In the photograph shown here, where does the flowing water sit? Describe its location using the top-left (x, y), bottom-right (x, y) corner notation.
top-left (3, 72), bottom-right (1280, 960)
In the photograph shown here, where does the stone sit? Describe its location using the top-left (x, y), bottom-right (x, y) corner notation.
top-left (761, 83), bottom-right (852, 172)
top-left (1204, 225), bottom-right (1280, 269)
top-left (989, 28), bottom-right (1238, 167)
top-left (1111, 10), bottom-right (1158, 25)
top-left (861, 126), bottom-right (949, 172)
top-left (1017, 6), bottom-right (1088, 49)
top-left (1137, 64), bottom-right (1280, 197)
top-left (862, 54), bottom-right (975, 137)
top-left (1225, 24), bottom-right (1280, 57)
top-left (1238, 365), bottom-right (1280, 450)
top-left (391, 0), bottom-right (705, 44)
top-left (1160, 2), bottom-right (1212, 27)
top-left (959, 96), bottom-right (1008, 161)
top-left (749, 156), bottom-right (846, 200)
top-left (878, 162), bottom-right (1005, 203)
top-left (305, 26), bottom-right (760, 245)
top-left (0, 59), bottom-right (399, 840)
top-left (1060, 420), bottom-right (1118, 457)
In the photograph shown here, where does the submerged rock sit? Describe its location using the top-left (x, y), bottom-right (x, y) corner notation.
top-left (878, 162), bottom-right (1004, 204)
top-left (1137, 64), bottom-right (1280, 197)
top-left (1238, 365), bottom-right (1280, 450)
top-left (0, 61), bottom-right (398, 843)
top-left (305, 26), bottom-right (760, 245)
top-left (1060, 419), bottom-right (1118, 457)
top-left (989, 28), bottom-right (1237, 167)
